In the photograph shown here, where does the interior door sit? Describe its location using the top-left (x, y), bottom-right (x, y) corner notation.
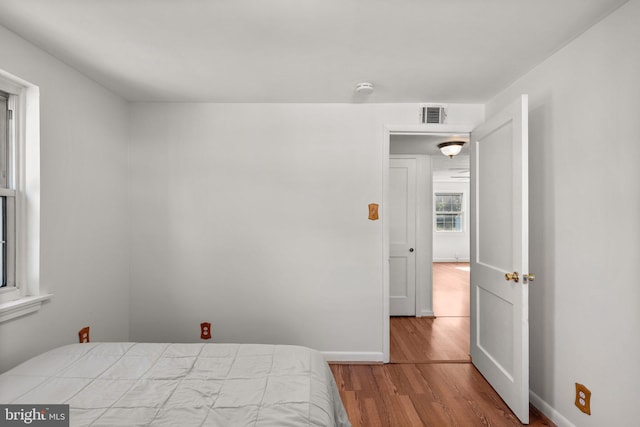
top-left (389, 157), bottom-right (416, 316)
top-left (470, 95), bottom-right (530, 423)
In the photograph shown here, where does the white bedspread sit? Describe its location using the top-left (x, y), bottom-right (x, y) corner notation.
top-left (0, 343), bottom-right (351, 427)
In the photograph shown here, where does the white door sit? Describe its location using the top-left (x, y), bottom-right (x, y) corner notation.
top-left (470, 95), bottom-right (530, 423)
top-left (389, 158), bottom-right (416, 316)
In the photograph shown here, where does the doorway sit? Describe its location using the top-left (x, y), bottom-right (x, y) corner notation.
top-left (383, 96), bottom-right (531, 422)
top-left (387, 129), bottom-right (472, 363)
top-left (430, 155), bottom-right (471, 361)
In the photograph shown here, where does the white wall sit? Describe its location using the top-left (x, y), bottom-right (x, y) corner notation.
top-left (487, 1), bottom-right (640, 425)
top-left (0, 25), bottom-right (130, 372)
top-left (432, 181), bottom-right (470, 262)
top-left (129, 103), bottom-right (483, 359)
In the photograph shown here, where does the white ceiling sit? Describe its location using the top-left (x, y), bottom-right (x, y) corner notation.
top-left (390, 134), bottom-right (470, 181)
top-left (0, 0), bottom-right (628, 102)
top-left (390, 134), bottom-right (470, 157)
top-left (431, 155), bottom-right (470, 182)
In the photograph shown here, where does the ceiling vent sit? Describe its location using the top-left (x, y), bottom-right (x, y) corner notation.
top-left (420, 104), bottom-right (447, 124)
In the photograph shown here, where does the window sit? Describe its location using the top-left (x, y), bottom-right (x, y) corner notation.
top-left (435, 193), bottom-right (463, 232)
top-left (0, 91), bottom-right (15, 292)
top-left (0, 69), bottom-right (46, 322)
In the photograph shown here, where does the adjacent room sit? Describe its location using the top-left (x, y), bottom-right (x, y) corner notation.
top-left (388, 134), bottom-right (471, 364)
top-left (0, 1), bottom-right (639, 426)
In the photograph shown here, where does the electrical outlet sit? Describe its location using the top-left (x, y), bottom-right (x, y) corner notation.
top-left (575, 383), bottom-right (591, 415)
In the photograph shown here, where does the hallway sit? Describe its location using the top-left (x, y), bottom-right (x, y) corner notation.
top-left (390, 262), bottom-right (470, 363)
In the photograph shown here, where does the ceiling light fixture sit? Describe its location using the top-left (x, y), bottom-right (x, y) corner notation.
top-left (355, 82), bottom-right (374, 94)
top-left (437, 141), bottom-right (465, 159)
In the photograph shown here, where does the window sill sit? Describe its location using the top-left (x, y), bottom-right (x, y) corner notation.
top-left (0, 294), bottom-right (52, 323)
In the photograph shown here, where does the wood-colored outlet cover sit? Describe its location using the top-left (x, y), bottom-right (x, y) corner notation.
top-left (575, 383), bottom-right (591, 415)
top-left (200, 322), bottom-right (212, 340)
top-left (368, 203), bottom-right (379, 220)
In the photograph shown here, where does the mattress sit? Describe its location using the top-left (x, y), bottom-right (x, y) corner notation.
top-left (0, 342), bottom-right (351, 427)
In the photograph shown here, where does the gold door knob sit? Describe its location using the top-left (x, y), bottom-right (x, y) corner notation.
top-left (523, 273), bottom-right (535, 283)
top-left (505, 272), bottom-right (519, 283)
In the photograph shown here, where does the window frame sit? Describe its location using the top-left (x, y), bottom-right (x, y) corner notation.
top-left (0, 90), bottom-right (17, 299)
top-left (434, 192), bottom-right (464, 233)
top-left (0, 69), bottom-right (48, 322)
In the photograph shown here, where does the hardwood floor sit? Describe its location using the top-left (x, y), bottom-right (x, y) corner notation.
top-left (328, 261), bottom-right (556, 426)
top-left (330, 363), bottom-right (556, 427)
top-left (390, 316), bottom-right (470, 363)
top-left (391, 262), bottom-right (471, 363)
top-left (433, 262), bottom-right (470, 317)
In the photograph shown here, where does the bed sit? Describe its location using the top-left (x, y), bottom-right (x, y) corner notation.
top-left (0, 342), bottom-right (351, 427)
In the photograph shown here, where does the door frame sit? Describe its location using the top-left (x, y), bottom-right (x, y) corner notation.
top-left (382, 124), bottom-right (474, 362)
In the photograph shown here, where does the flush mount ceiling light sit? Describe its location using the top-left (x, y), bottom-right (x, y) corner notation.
top-left (437, 141), bottom-right (465, 159)
top-left (355, 82), bottom-right (374, 94)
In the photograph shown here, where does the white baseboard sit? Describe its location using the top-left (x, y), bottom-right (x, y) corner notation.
top-left (530, 391), bottom-right (575, 427)
top-left (321, 351), bottom-right (384, 363)
top-left (419, 309), bottom-right (434, 317)
top-left (433, 258), bottom-right (470, 263)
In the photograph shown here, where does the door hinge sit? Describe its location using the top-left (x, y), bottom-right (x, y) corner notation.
top-left (7, 109), bottom-right (13, 120)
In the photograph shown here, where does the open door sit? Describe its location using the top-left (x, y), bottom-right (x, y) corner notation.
top-left (470, 95), bottom-right (530, 423)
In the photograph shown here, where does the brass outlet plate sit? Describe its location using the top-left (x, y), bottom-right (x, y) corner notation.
top-left (575, 383), bottom-right (591, 415)
top-left (368, 203), bottom-right (379, 220)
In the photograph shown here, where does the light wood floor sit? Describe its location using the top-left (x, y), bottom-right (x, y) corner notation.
top-left (433, 262), bottom-right (470, 317)
top-left (328, 262), bottom-right (556, 426)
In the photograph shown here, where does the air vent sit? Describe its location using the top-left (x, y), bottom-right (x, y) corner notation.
top-left (420, 105), bottom-right (447, 124)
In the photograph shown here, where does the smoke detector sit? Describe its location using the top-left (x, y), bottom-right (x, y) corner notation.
top-left (355, 82), bottom-right (374, 94)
